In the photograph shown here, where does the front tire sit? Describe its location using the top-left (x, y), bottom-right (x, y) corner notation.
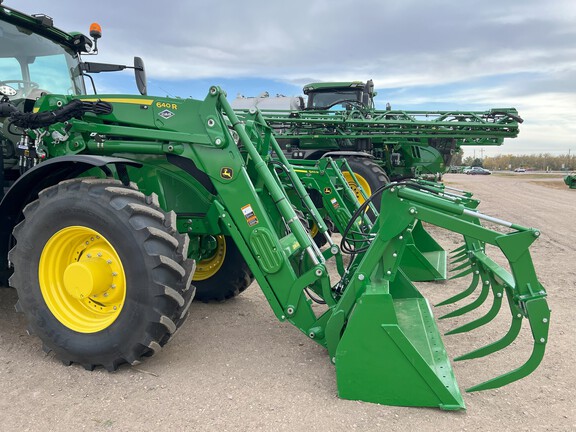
top-left (9, 178), bottom-right (195, 370)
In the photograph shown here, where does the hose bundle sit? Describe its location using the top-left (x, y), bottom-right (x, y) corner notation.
top-left (9, 99), bottom-right (113, 129)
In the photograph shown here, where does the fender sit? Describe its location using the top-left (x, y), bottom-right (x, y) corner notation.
top-left (0, 155), bottom-right (141, 285)
top-left (284, 148), bottom-right (374, 161)
top-left (321, 151), bottom-right (373, 159)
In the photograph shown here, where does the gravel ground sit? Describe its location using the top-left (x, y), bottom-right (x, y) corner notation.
top-left (0, 173), bottom-right (574, 431)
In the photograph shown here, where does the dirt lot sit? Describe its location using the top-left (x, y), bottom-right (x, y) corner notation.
top-left (0, 173), bottom-right (574, 431)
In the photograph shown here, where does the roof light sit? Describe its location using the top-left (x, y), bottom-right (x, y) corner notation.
top-left (89, 22), bottom-right (102, 40)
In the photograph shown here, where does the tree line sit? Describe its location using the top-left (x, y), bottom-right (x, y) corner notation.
top-left (455, 153), bottom-right (575, 171)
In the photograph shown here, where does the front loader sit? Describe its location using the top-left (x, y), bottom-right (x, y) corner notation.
top-left (0, 4), bottom-right (549, 410)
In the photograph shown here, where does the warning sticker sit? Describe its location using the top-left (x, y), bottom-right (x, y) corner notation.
top-left (330, 198), bottom-right (340, 209)
top-left (241, 204), bottom-right (259, 226)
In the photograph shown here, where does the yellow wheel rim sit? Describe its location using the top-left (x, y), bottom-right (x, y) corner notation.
top-left (193, 235), bottom-right (226, 281)
top-left (310, 222), bottom-right (319, 238)
top-left (342, 171), bottom-right (372, 204)
top-left (39, 226), bottom-right (126, 333)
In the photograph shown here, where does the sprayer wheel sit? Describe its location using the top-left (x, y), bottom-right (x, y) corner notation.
top-left (342, 157), bottom-right (390, 211)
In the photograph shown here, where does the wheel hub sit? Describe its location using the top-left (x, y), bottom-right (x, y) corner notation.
top-left (193, 235), bottom-right (226, 281)
top-left (63, 257), bottom-right (113, 299)
top-left (342, 171), bottom-right (372, 203)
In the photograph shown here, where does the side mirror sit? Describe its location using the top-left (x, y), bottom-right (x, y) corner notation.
top-left (134, 57), bottom-right (147, 96)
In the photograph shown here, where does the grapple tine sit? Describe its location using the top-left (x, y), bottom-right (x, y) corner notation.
top-left (450, 260), bottom-right (472, 272)
top-left (436, 270), bottom-right (479, 307)
top-left (445, 278), bottom-right (503, 335)
top-left (440, 271), bottom-right (490, 320)
top-left (448, 266), bottom-right (473, 280)
top-left (466, 297), bottom-right (550, 392)
top-left (450, 254), bottom-right (470, 265)
top-left (450, 244), bottom-right (466, 255)
top-left (454, 294), bottom-right (523, 361)
top-left (450, 248), bottom-right (468, 259)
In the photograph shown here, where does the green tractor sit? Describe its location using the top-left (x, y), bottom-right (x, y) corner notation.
top-left (0, 4), bottom-right (550, 410)
top-left (564, 173), bottom-right (576, 189)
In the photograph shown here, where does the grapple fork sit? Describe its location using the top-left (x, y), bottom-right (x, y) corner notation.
top-left (329, 182), bottom-right (549, 407)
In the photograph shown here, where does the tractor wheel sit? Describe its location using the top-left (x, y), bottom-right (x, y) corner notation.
top-left (310, 221), bottom-right (327, 248)
top-left (192, 235), bottom-right (253, 302)
top-left (341, 157), bottom-right (390, 214)
top-left (8, 178), bottom-right (195, 371)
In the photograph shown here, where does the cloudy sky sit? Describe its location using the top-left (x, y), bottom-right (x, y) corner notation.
top-left (14, 0), bottom-right (576, 156)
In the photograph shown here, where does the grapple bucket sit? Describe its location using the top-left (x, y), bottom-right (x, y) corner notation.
top-left (393, 179), bottom-right (479, 283)
top-left (324, 181), bottom-right (549, 409)
top-left (335, 271), bottom-right (464, 409)
top-left (399, 220), bottom-right (446, 281)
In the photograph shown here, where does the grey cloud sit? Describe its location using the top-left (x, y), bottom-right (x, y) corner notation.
top-left (14, 0), bottom-right (576, 84)
top-left (12, 0), bottom-right (576, 154)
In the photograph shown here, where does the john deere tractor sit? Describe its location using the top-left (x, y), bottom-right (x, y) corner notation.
top-left (0, 4), bottom-right (550, 410)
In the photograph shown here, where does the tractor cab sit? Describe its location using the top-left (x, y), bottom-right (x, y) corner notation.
top-left (0, 5), bottom-right (148, 104)
top-left (0, 4), bottom-right (147, 196)
top-left (303, 80), bottom-right (375, 111)
top-left (0, 11), bottom-right (87, 104)
top-left (0, 6), bottom-right (92, 194)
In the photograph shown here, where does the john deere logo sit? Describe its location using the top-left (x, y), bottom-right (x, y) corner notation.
top-left (220, 167), bottom-right (233, 179)
top-left (324, 187), bottom-right (332, 195)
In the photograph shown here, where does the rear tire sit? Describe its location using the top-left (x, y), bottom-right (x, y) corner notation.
top-left (193, 235), bottom-right (253, 302)
top-left (9, 178), bottom-right (195, 371)
top-left (342, 157), bottom-right (390, 215)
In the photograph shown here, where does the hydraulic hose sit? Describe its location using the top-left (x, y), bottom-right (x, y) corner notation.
top-left (9, 99), bottom-right (113, 129)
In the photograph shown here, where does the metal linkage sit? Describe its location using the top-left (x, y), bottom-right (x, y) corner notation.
top-left (220, 96), bottom-right (324, 266)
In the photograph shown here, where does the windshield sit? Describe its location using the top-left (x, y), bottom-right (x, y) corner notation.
top-left (306, 89), bottom-right (363, 110)
top-left (0, 19), bottom-right (84, 99)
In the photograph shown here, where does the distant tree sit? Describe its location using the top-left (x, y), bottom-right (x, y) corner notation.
top-left (471, 158), bottom-right (483, 167)
top-left (479, 153), bottom-right (574, 171)
top-left (451, 148), bottom-right (464, 166)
